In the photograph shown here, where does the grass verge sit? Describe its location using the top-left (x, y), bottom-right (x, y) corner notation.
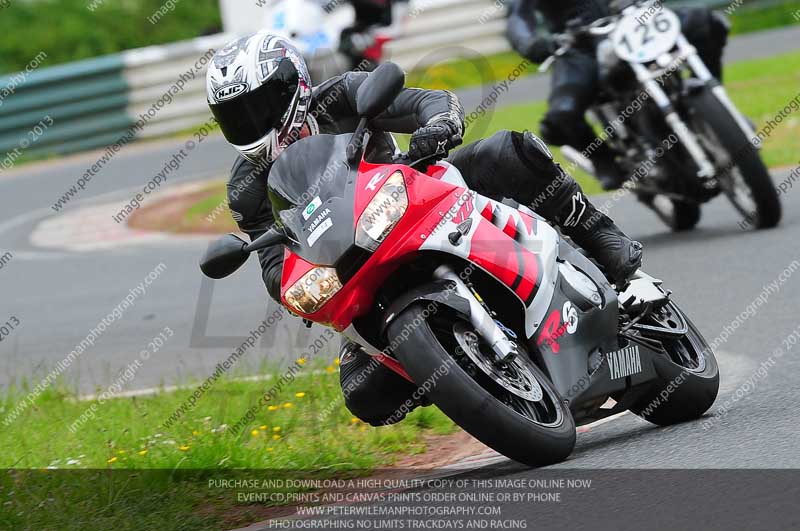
top-left (0, 359), bottom-right (455, 529)
top-left (128, 180), bottom-right (238, 234)
top-left (728, 1), bottom-right (800, 36)
top-left (0, 362), bottom-right (454, 470)
top-left (406, 50), bottom-right (536, 93)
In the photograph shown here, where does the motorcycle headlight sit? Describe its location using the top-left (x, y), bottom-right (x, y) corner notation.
top-left (284, 266), bottom-right (342, 314)
top-left (355, 171), bottom-right (408, 251)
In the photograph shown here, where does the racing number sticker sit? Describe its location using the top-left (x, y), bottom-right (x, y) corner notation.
top-left (612, 7), bottom-right (681, 63)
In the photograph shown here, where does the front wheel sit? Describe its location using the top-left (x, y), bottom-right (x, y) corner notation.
top-left (689, 88), bottom-right (781, 229)
top-left (626, 301), bottom-right (719, 425)
top-left (387, 304), bottom-right (576, 467)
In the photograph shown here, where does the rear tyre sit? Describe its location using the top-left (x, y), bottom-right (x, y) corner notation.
top-left (627, 302), bottom-right (719, 425)
top-left (387, 304), bottom-right (576, 467)
top-left (689, 88), bottom-right (781, 229)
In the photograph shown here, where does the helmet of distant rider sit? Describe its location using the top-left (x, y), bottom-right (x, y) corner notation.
top-left (206, 32), bottom-right (314, 163)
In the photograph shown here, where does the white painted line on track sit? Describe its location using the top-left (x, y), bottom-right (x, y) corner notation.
top-left (0, 206), bottom-right (55, 237)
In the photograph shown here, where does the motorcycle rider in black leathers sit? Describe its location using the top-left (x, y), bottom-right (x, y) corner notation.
top-left (507, 0), bottom-right (729, 189)
top-left (206, 33), bottom-right (643, 426)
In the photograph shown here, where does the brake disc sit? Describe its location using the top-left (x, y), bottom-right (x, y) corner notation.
top-left (453, 322), bottom-right (543, 402)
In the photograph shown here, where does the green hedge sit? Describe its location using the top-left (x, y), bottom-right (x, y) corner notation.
top-left (0, 0), bottom-right (222, 75)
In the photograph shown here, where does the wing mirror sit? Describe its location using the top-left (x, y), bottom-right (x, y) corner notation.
top-left (355, 62), bottom-right (406, 119)
top-left (199, 228), bottom-right (287, 279)
top-left (200, 234), bottom-right (250, 279)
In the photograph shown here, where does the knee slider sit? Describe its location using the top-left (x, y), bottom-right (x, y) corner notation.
top-left (339, 348), bottom-right (418, 425)
top-left (343, 380), bottom-right (406, 426)
top-left (511, 130), bottom-right (561, 180)
top-left (514, 130), bottom-right (553, 161)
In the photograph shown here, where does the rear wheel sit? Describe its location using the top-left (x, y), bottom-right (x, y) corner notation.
top-left (689, 88), bottom-right (781, 229)
top-left (387, 304), bottom-right (576, 467)
top-left (626, 301), bottom-right (719, 425)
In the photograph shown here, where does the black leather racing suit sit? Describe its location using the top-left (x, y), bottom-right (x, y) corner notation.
top-left (226, 71), bottom-right (640, 426)
top-left (506, 0), bottom-right (729, 153)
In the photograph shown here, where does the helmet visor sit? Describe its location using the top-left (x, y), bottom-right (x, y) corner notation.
top-left (209, 58), bottom-right (300, 147)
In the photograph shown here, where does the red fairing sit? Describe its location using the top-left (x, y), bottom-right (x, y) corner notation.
top-left (521, 211), bottom-right (537, 235)
top-left (424, 164), bottom-right (450, 180)
top-left (279, 250), bottom-right (317, 306)
top-left (502, 215), bottom-right (518, 239)
top-left (280, 164), bottom-right (461, 330)
top-left (352, 161), bottom-right (393, 227)
top-left (277, 160), bottom-right (547, 385)
top-left (467, 217), bottom-right (541, 306)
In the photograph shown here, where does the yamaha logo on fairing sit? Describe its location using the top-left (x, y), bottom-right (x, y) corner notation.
top-left (607, 345), bottom-right (642, 380)
top-left (215, 83), bottom-right (248, 101)
top-left (307, 208), bottom-right (331, 232)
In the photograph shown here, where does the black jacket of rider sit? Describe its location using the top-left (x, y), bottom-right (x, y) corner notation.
top-left (506, 0), bottom-right (610, 57)
top-left (226, 71), bottom-right (464, 301)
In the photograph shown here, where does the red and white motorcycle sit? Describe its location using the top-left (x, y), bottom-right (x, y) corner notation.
top-left (201, 63), bottom-right (719, 466)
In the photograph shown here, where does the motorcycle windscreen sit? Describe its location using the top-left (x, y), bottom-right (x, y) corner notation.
top-left (267, 134), bottom-right (359, 266)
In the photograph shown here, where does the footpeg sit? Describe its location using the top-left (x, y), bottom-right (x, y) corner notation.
top-left (619, 271), bottom-right (669, 311)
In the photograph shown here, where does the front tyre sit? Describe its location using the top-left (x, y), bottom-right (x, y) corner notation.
top-left (387, 304), bottom-right (576, 467)
top-left (689, 88), bottom-right (781, 229)
top-left (627, 301), bottom-right (719, 425)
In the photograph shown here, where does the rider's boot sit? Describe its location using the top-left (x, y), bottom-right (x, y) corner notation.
top-left (538, 171), bottom-right (643, 285)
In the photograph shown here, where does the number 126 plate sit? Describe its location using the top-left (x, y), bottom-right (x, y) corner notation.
top-left (611, 7), bottom-right (681, 63)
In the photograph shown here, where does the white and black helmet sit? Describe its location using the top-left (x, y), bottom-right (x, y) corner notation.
top-left (206, 33), bottom-right (315, 162)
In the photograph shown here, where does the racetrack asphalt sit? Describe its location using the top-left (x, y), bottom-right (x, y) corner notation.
top-left (0, 26), bottom-right (799, 477)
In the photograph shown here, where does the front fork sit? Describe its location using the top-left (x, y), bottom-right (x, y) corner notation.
top-left (433, 265), bottom-right (518, 363)
top-left (630, 35), bottom-right (756, 180)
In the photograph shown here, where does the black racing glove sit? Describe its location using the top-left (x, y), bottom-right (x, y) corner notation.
top-left (408, 120), bottom-right (463, 162)
top-left (523, 36), bottom-right (557, 64)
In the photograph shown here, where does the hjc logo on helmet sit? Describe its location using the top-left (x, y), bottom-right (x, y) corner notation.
top-left (215, 83), bottom-right (248, 101)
